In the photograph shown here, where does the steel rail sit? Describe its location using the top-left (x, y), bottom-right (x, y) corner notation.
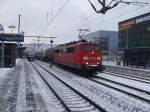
top-left (104, 70), bottom-right (150, 84)
top-left (31, 63), bottom-right (71, 112)
top-left (35, 61), bottom-right (150, 103)
top-left (92, 75), bottom-right (150, 94)
top-left (34, 62), bottom-right (107, 112)
top-left (88, 76), bottom-right (150, 104)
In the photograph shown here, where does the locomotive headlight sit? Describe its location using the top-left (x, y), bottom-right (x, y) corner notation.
top-left (97, 57), bottom-right (101, 60)
top-left (86, 62), bottom-right (89, 64)
top-left (83, 56), bottom-right (88, 60)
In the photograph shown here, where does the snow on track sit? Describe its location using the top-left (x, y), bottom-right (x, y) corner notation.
top-left (97, 73), bottom-right (150, 93)
top-left (105, 65), bottom-right (150, 81)
top-left (32, 62), bottom-right (105, 112)
top-left (36, 60), bottom-right (150, 112)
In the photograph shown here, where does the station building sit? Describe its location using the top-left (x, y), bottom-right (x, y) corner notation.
top-left (0, 33), bottom-right (24, 67)
top-left (119, 12), bottom-right (150, 49)
top-left (83, 30), bottom-right (118, 56)
top-left (119, 12), bottom-right (150, 68)
top-left (0, 43), bottom-right (17, 67)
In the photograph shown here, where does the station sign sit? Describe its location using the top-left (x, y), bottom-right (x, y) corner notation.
top-left (0, 33), bottom-right (24, 42)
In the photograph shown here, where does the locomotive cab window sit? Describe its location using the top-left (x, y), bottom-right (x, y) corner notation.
top-left (82, 43), bottom-right (91, 51)
top-left (83, 43), bottom-right (101, 51)
top-left (93, 44), bottom-right (101, 51)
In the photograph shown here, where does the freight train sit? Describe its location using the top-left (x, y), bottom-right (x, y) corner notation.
top-left (35, 40), bottom-right (104, 73)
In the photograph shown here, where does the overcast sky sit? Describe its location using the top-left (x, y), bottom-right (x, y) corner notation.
top-left (0, 0), bottom-right (150, 44)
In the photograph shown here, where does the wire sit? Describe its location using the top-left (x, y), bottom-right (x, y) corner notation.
top-left (77, 0), bottom-right (149, 28)
top-left (89, 4), bottom-right (150, 31)
top-left (43, 0), bottom-right (70, 32)
top-left (76, 0), bottom-right (149, 31)
top-left (34, 0), bottom-right (56, 35)
top-left (77, 4), bottom-right (127, 29)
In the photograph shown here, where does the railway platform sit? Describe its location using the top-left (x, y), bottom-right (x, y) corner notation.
top-left (0, 59), bottom-right (150, 112)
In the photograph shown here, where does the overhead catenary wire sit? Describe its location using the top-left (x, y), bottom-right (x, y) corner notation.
top-left (46, 0), bottom-right (56, 26)
top-left (35, 0), bottom-right (150, 42)
top-left (34, 0), bottom-right (57, 35)
top-left (76, 4), bottom-right (127, 29)
top-left (71, 1), bottom-right (150, 35)
top-left (43, 0), bottom-right (70, 32)
top-left (75, 0), bottom-right (150, 28)
top-left (89, 3), bottom-right (150, 32)
top-left (84, 0), bottom-right (149, 28)
top-left (68, 0), bottom-right (149, 38)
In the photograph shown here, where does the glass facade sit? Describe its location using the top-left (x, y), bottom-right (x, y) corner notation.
top-left (119, 12), bottom-right (150, 49)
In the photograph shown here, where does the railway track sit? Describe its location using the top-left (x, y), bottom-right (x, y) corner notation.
top-left (34, 60), bottom-right (150, 111)
top-left (31, 62), bottom-right (106, 112)
top-left (103, 71), bottom-right (150, 84)
top-left (104, 70), bottom-right (150, 83)
top-left (35, 61), bottom-right (150, 104)
top-left (87, 74), bottom-right (150, 104)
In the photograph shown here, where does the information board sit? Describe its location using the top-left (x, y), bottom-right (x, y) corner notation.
top-left (0, 33), bottom-right (24, 42)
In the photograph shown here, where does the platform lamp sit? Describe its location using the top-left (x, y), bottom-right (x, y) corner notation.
top-left (20, 31), bottom-right (25, 45)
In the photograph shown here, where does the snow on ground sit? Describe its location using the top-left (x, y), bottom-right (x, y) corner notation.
top-left (0, 68), bottom-right (12, 85)
top-left (103, 60), bottom-right (150, 72)
top-left (103, 60), bottom-right (123, 66)
top-left (16, 58), bottom-right (21, 65)
top-left (97, 73), bottom-right (150, 92)
top-left (0, 58), bottom-right (20, 79)
top-left (37, 60), bottom-right (150, 112)
top-left (26, 60), bottom-right (58, 112)
top-left (1, 59), bottom-right (147, 111)
top-left (0, 59), bottom-right (50, 112)
top-left (0, 68), bottom-right (11, 76)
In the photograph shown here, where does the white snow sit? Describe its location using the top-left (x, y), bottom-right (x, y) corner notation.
top-left (103, 60), bottom-right (123, 66)
top-left (0, 58), bottom-right (20, 78)
top-left (103, 60), bottom-right (150, 73)
top-left (0, 68), bottom-right (12, 78)
top-left (36, 60), bottom-right (150, 112)
top-left (16, 58), bottom-right (21, 65)
top-left (97, 73), bottom-right (150, 92)
top-left (26, 61), bottom-right (59, 112)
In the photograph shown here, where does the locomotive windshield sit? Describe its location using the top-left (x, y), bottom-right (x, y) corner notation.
top-left (93, 44), bottom-right (101, 51)
top-left (82, 43), bottom-right (101, 51)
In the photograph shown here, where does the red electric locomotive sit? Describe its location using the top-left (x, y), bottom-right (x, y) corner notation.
top-left (54, 40), bottom-right (104, 73)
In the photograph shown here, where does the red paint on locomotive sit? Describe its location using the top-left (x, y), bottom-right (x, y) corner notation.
top-left (54, 40), bottom-right (104, 72)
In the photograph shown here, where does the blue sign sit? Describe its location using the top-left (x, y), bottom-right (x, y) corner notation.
top-left (0, 33), bottom-right (24, 42)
